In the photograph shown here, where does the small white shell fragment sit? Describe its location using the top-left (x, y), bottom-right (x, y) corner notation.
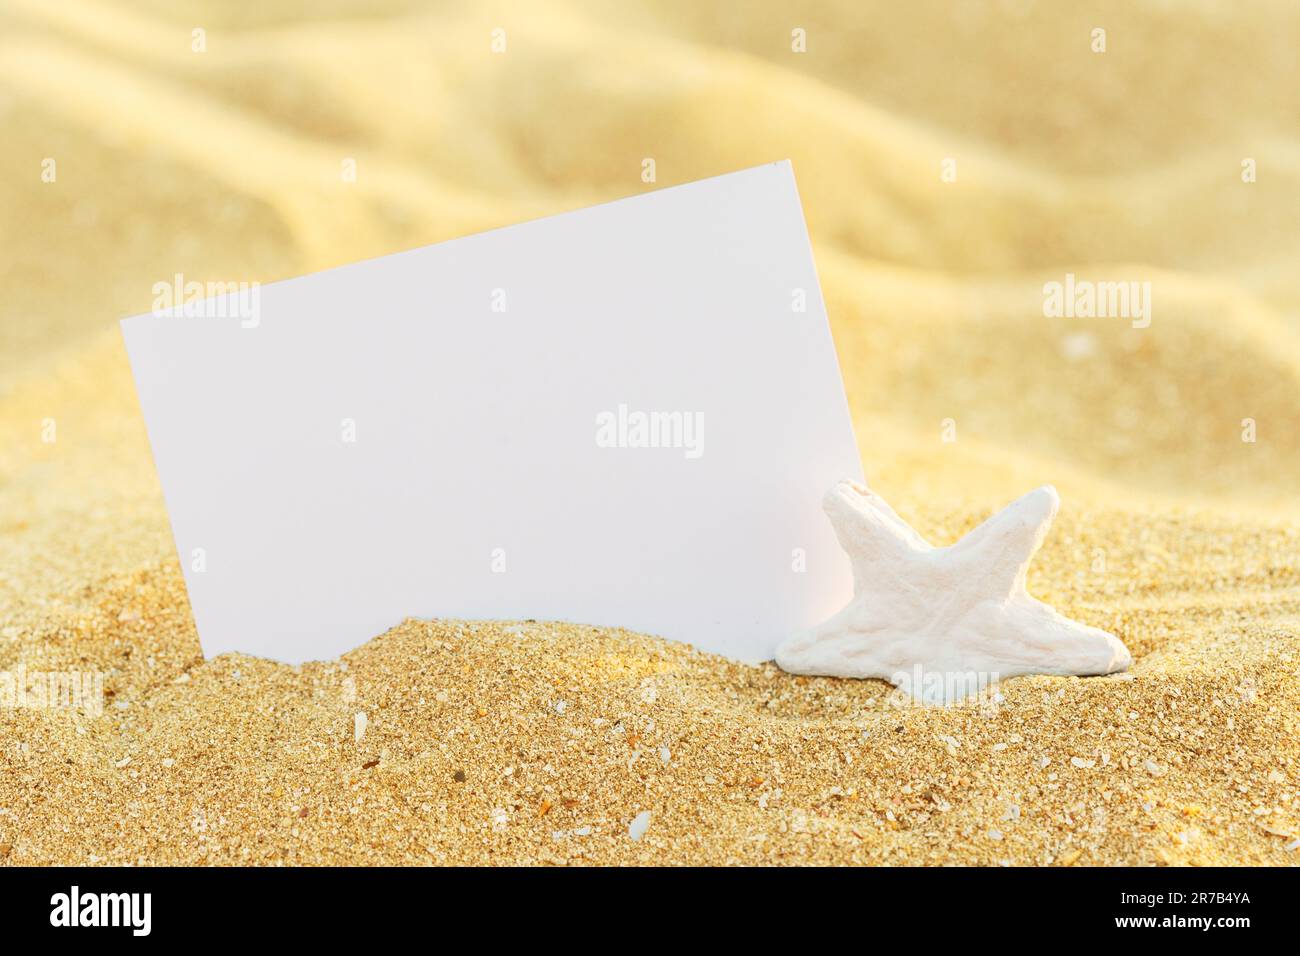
top-left (354, 711), bottom-right (368, 744)
top-left (628, 810), bottom-right (651, 841)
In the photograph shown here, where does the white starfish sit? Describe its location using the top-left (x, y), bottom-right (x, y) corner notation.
top-left (775, 480), bottom-right (1132, 703)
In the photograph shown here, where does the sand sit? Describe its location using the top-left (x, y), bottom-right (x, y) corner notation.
top-left (2, 0), bottom-right (1299, 865)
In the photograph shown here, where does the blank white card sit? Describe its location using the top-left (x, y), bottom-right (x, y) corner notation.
top-left (121, 161), bottom-right (863, 664)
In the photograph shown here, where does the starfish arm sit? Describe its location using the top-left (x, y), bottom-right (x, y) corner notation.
top-left (775, 598), bottom-right (893, 679)
top-left (822, 479), bottom-right (934, 594)
top-left (943, 485), bottom-right (1059, 595)
top-left (998, 596), bottom-right (1133, 675)
top-left (855, 484), bottom-right (932, 551)
top-left (822, 479), bottom-right (932, 558)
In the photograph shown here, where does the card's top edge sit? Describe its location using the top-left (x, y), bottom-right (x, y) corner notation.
top-left (119, 160), bottom-right (796, 332)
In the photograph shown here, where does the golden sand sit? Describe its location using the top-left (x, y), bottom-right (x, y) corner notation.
top-left (2, 498), bottom-right (1299, 865)
top-left (2, 1), bottom-right (1299, 865)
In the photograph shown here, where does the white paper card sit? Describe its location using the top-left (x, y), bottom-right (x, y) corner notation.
top-left (121, 162), bottom-right (862, 665)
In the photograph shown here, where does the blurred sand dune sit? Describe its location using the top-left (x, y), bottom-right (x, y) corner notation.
top-left (4, 2), bottom-right (1298, 511)
top-left (1, 0), bottom-right (1296, 577)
